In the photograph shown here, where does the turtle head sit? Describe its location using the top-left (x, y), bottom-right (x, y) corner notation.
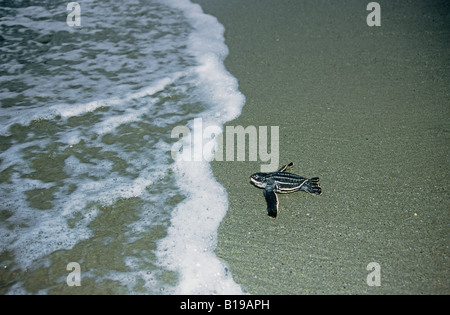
top-left (250, 172), bottom-right (267, 188)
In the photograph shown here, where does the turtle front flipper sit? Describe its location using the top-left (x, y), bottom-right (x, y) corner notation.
top-left (277, 162), bottom-right (294, 173)
top-left (263, 186), bottom-right (279, 218)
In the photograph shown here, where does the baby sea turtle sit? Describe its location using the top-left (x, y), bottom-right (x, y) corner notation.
top-left (250, 162), bottom-right (322, 218)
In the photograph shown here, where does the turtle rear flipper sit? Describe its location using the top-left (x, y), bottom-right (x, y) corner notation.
top-left (302, 177), bottom-right (322, 195)
top-left (263, 187), bottom-right (279, 218)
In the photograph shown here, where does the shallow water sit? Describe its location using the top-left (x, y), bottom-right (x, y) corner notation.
top-left (0, 0), bottom-right (244, 294)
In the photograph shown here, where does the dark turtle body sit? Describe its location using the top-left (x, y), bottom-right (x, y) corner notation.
top-left (250, 162), bottom-right (322, 218)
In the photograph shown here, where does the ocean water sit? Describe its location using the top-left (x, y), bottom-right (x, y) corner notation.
top-left (0, 0), bottom-right (245, 294)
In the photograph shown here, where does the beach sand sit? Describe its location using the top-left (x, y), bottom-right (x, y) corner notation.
top-left (194, 0), bottom-right (449, 294)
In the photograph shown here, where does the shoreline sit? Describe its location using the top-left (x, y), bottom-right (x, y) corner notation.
top-left (194, 0), bottom-right (449, 294)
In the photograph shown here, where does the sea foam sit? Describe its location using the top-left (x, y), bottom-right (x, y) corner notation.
top-left (155, 0), bottom-right (245, 294)
top-left (0, 0), bottom-right (245, 294)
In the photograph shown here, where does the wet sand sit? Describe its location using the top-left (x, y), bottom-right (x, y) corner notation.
top-left (194, 0), bottom-right (449, 294)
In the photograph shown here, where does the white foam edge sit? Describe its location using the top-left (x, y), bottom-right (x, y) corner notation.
top-left (165, 0), bottom-right (245, 123)
top-left (156, 159), bottom-right (244, 294)
top-left (155, 0), bottom-right (246, 294)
